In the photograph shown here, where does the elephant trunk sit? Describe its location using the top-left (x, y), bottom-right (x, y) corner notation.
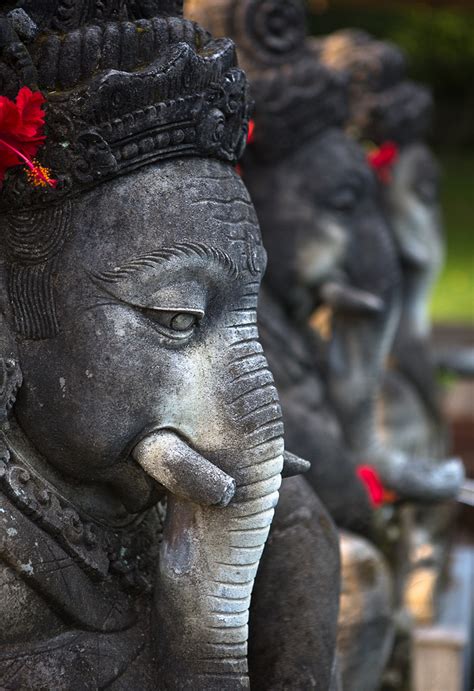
top-left (133, 350), bottom-right (284, 689)
top-left (327, 314), bottom-right (464, 501)
top-left (327, 313), bottom-right (397, 458)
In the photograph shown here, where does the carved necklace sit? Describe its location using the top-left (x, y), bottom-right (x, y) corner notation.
top-left (0, 423), bottom-right (165, 593)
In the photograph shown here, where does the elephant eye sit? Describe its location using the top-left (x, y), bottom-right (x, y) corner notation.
top-left (169, 313), bottom-right (198, 331)
top-left (326, 187), bottom-right (358, 212)
top-left (414, 179), bottom-right (438, 204)
top-left (140, 307), bottom-right (202, 337)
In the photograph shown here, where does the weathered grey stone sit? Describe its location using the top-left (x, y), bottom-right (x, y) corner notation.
top-left (188, 0), bottom-right (391, 528)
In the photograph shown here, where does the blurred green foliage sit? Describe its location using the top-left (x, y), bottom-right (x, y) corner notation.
top-left (431, 151), bottom-right (474, 323)
top-left (309, 4), bottom-right (474, 148)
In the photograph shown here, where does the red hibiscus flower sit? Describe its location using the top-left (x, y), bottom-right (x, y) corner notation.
top-left (367, 141), bottom-right (399, 185)
top-left (357, 464), bottom-right (397, 508)
top-left (0, 86), bottom-right (56, 188)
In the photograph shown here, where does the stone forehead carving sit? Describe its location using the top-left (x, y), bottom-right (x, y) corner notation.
top-left (188, 0), bottom-right (349, 162)
top-left (316, 29), bottom-right (433, 145)
top-left (0, 1), bottom-right (251, 210)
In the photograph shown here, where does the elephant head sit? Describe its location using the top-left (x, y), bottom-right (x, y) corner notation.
top-left (0, 4), bottom-right (293, 687)
top-left (244, 125), bottom-right (400, 451)
top-left (317, 31), bottom-right (448, 420)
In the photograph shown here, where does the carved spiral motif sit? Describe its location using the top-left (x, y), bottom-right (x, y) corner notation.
top-left (234, 0), bottom-right (306, 62)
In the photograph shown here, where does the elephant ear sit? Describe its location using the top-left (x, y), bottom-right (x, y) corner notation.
top-left (0, 260), bottom-right (22, 424)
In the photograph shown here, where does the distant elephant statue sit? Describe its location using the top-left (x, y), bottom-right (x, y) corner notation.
top-left (318, 28), bottom-right (465, 623)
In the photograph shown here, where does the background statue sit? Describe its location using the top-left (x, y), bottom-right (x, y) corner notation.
top-left (0, 2), bottom-right (340, 688)
top-left (317, 28), bottom-right (465, 627)
top-left (317, 30), bottom-right (447, 462)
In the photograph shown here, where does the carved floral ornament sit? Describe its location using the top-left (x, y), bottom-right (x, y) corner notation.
top-left (187, 0), bottom-right (307, 65)
top-left (188, 0), bottom-right (350, 163)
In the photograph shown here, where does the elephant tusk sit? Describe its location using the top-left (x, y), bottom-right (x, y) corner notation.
top-left (320, 281), bottom-right (385, 315)
top-left (282, 450), bottom-right (311, 478)
top-left (132, 430), bottom-right (236, 507)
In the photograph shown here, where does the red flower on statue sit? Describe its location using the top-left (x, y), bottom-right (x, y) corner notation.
top-left (236, 119), bottom-right (256, 177)
top-left (357, 464), bottom-right (397, 508)
top-left (0, 86), bottom-right (57, 189)
top-left (366, 141), bottom-right (399, 185)
top-left (247, 119), bottom-right (255, 145)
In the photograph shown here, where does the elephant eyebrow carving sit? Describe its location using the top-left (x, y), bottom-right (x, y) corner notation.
top-left (92, 242), bottom-right (239, 284)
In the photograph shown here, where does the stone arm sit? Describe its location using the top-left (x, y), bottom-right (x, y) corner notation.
top-left (0, 559), bottom-right (66, 645)
top-left (0, 553), bottom-right (149, 689)
top-left (249, 476), bottom-right (341, 691)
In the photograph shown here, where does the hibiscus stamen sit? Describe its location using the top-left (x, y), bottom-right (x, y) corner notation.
top-left (26, 161), bottom-right (57, 189)
top-left (0, 136), bottom-right (57, 188)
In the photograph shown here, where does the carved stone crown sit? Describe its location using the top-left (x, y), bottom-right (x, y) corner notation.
top-left (0, 1), bottom-right (251, 209)
top-left (316, 30), bottom-right (433, 145)
top-left (187, 0), bottom-right (349, 162)
top-left (6, 1), bottom-right (184, 30)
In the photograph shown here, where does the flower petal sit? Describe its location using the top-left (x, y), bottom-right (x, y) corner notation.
top-left (0, 96), bottom-right (20, 135)
top-left (15, 86), bottom-right (46, 140)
